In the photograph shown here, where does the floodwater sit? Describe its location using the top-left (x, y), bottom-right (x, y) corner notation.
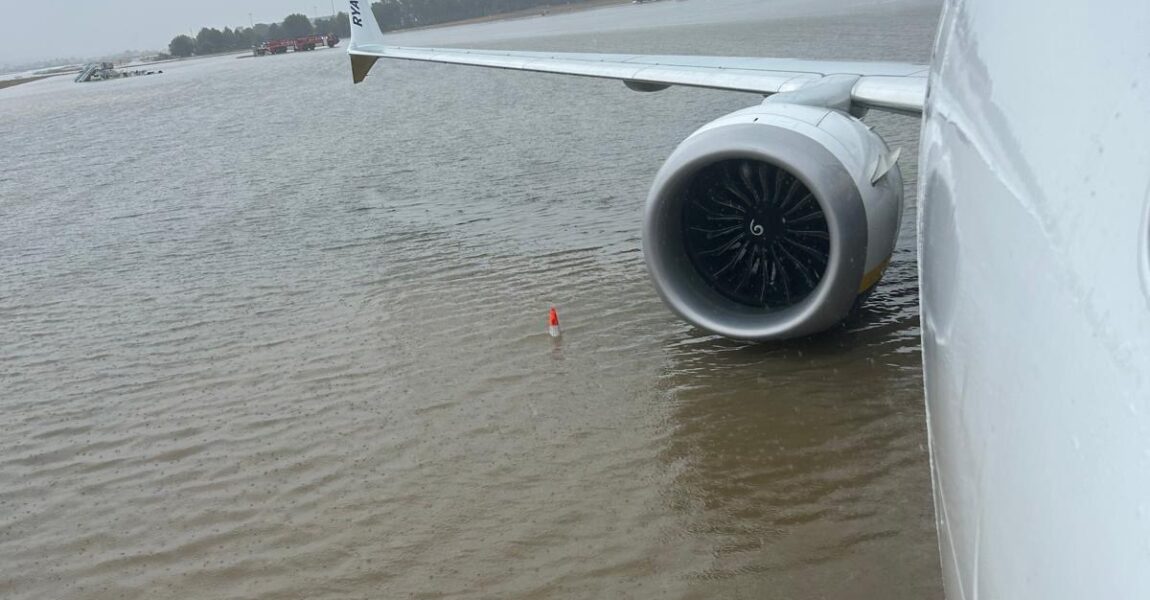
top-left (0, 0), bottom-right (943, 597)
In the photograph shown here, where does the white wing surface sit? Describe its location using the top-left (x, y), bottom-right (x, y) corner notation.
top-left (346, 1), bottom-right (927, 115)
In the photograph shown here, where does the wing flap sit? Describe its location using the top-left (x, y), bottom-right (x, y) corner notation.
top-left (851, 75), bottom-right (928, 116)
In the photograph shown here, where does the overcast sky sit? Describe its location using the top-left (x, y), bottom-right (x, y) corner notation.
top-left (0, 0), bottom-right (344, 65)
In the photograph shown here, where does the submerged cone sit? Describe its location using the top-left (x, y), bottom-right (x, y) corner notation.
top-left (548, 306), bottom-right (561, 338)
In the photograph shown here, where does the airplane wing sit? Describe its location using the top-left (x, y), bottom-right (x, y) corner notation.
top-left (346, 3), bottom-right (927, 116)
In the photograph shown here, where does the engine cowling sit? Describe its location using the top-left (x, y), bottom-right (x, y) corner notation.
top-left (643, 102), bottom-right (903, 341)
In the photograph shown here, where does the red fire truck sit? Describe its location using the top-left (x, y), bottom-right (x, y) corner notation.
top-left (254, 34), bottom-right (340, 56)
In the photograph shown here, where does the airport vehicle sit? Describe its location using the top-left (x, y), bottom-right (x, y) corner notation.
top-left (346, 1), bottom-right (1150, 597)
top-left (253, 34), bottom-right (339, 56)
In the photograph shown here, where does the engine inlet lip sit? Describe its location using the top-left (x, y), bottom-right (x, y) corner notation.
top-left (643, 122), bottom-right (868, 341)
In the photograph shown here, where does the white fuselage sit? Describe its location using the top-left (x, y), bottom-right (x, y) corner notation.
top-left (920, 1), bottom-right (1150, 597)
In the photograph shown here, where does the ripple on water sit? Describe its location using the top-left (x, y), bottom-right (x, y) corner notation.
top-left (0, 2), bottom-right (942, 598)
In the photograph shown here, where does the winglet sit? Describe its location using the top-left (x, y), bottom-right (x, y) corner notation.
top-left (348, 0), bottom-right (385, 83)
top-left (351, 55), bottom-right (379, 84)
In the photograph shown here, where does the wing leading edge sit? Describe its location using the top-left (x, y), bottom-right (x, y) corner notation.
top-left (346, 1), bottom-right (926, 116)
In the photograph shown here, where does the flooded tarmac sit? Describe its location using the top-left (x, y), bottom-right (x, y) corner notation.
top-left (0, 0), bottom-right (943, 597)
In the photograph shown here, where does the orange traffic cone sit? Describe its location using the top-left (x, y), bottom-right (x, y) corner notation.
top-left (548, 305), bottom-right (561, 338)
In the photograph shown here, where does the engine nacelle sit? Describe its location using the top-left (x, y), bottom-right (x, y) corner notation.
top-left (643, 102), bottom-right (903, 341)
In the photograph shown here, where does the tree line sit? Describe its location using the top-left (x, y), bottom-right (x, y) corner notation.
top-left (370, 0), bottom-right (588, 32)
top-left (168, 13), bottom-right (351, 58)
top-left (168, 0), bottom-right (591, 57)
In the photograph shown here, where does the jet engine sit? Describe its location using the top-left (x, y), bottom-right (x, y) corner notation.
top-left (643, 102), bottom-right (903, 341)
